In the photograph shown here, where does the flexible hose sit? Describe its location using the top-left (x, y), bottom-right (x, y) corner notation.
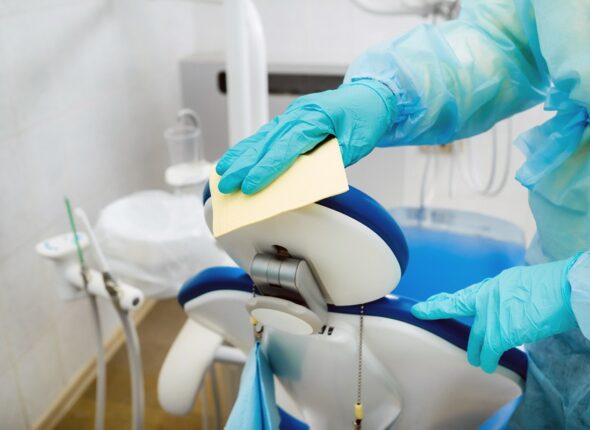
top-left (201, 381), bottom-right (209, 430)
top-left (76, 208), bottom-right (144, 430)
top-left (419, 152), bottom-right (433, 209)
top-left (419, 151), bottom-right (439, 208)
top-left (467, 126), bottom-right (497, 193)
top-left (448, 144), bottom-right (456, 199)
top-left (210, 365), bottom-right (223, 430)
top-left (455, 118), bottom-right (513, 197)
top-left (485, 119), bottom-right (513, 196)
top-left (89, 295), bottom-right (105, 430)
top-left (75, 208), bottom-right (111, 272)
top-left (117, 309), bottom-right (145, 430)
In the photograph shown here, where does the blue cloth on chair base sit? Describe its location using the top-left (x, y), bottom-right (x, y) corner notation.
top-left (225, 342), bottom-right (280, 430)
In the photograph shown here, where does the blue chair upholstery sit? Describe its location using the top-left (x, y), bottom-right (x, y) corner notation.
top-left (178, 266), bottom-right (527, 380)
top-left (394, 227), bottom-right (526, 303)
top-left (278, 408), bottom-right (309, 430)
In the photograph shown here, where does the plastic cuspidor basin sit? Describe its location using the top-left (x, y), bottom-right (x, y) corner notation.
top-left (95, 190), bottom-right (234, 298)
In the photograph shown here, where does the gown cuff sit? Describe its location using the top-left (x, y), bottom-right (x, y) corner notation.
top-left (568, 251), bottom-right (590, 339)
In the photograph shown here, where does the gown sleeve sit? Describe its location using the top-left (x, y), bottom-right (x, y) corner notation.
top-left (344, 0), bottom-right (548, 146)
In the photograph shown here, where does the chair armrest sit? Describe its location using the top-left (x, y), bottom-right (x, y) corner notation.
top-left (158, 319), bottom-right (223, 415)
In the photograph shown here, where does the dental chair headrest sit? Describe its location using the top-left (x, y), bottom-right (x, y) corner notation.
top-left (202, 182), bottom-right (409, 306)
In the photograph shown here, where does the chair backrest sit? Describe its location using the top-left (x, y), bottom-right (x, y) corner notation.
top-left (202, 183), bottom-right (409, 306)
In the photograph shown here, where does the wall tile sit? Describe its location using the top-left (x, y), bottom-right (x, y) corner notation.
top-left (0, 306), bottom-right (14, 379)
top-left (0, 1), bottom-right (107, 129)
top-left (191, 2), bottom-right (225, 54)
top-left (61, 96), bottom-right (125, 213)
top-left (5, 0), bottom-right (48, 14)
top-left (250, 0), bottom-right (426, 64)
top-left (3, 0), bottom-right (79, 15)
top-left (0, 244), bottom-right (57, 360)
top-left (146, 1), bottom-right (199, 60)
top-left (254, 0), bottom-right (312, 62)
top-left (54, 298), bottom-right (99, 383)
top-left (350, 4), bottom-right (424, 55)
top-left (302, 0), bottom-right (356, 63)
top-left (15, 330), bottom-right (65, 424)
top-left (0, 137), bottom-right (39, 261)
top-left (20, 115), bottom-right (69, 235)
top-left (0, 18), bottom-right (18, 141)
top-left (0, 367), bottom-right (28, 430)
top-left (1, 10), bottom-right (65, 128)
top-left (47, 2), bottom-right (119, 113)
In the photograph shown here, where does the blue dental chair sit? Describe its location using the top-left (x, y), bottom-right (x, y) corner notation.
top-left (166, 184), bottom-right (527, 429)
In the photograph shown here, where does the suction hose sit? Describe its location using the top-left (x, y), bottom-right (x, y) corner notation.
top-left (76, 208), bottom-right (145, 430)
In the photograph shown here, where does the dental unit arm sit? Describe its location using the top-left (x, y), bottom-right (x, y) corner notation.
top-left (37, 205), bottom-right (146, 430)
top-left (36, 232), bottom-right (144, 311)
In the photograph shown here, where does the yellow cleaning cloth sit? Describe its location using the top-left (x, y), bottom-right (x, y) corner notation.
top-left (210, 138), bottom-right (349, 237)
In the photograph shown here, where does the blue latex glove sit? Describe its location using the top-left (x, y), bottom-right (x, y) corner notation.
top-left (411, 256), bottom-right (582, 373)
top-left (216, 80), bottom-right (396, 194)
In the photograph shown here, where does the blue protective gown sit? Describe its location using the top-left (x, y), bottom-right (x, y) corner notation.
top-left (345, 1), bottom-right (590, 427)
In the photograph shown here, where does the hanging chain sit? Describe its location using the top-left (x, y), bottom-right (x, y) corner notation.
top-left (250, 283), bottom-right (263, 341)
top-left (354, 304), bottom-right (365, 430)
top-left (356, 304), bottom-right (364, 403)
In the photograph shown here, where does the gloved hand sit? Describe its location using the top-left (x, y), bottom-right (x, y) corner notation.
top-left (216, 80), bottom-right (396, 195)
top-left (411, 256), bottom-right (582, 373)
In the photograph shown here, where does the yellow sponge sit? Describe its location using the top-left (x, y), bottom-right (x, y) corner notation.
top-left (210, 138), bottom-right (349, 237)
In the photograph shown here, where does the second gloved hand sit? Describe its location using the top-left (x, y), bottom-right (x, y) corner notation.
top-left (216, 80), bottom-right (396, 195)
top-left (411, 256), bottom-right (582, 373)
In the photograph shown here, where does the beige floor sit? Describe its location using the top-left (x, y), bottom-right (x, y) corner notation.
top-left (56, 299), bottom-right (241, 430)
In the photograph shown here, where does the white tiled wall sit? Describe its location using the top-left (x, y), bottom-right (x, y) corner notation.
top-left (253, 0), bottom-right (422, 64)
top-left (0, 0), bottom-right (544, 427)
top-left (0, 0), bottom-right (199, 427)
